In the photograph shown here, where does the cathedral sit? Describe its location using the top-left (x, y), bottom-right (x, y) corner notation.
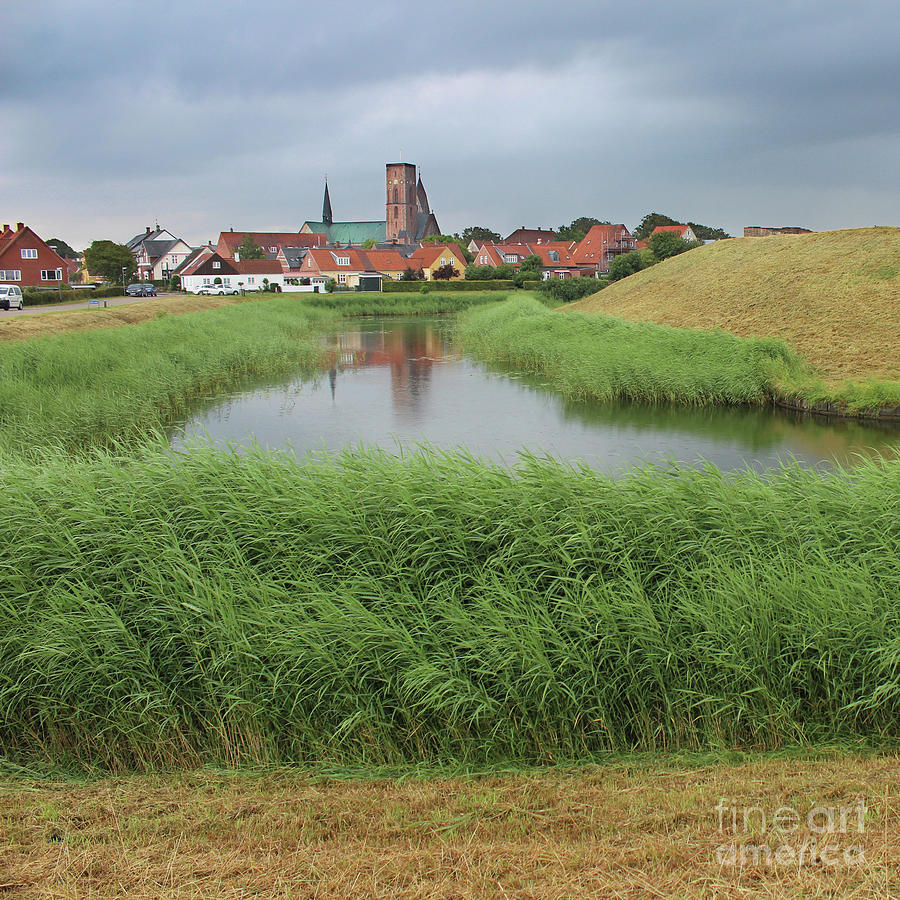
top-left (300, 162), bottom-right (441, 246)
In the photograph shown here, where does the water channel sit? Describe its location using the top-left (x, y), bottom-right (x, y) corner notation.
top-left (171, 317), bottom-right (900, 474)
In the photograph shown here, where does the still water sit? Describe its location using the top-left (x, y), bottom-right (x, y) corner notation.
top-left (172, 317), bottom-right (900, 474)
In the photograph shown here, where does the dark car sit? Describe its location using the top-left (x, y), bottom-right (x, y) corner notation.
top-left (125, 283), bottom-right (158, 297)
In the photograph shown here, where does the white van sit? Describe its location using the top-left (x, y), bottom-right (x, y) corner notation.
top-left (0, 285), bottom-right (24, 310)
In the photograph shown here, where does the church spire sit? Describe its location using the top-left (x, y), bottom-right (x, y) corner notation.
top-left (322, 180), bottom-right (333, 225)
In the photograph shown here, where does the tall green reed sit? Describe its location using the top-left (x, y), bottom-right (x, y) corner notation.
top-left (0, 445), bottom-right (897, 772)
top-left (457, 297), bottom-right (807, 407)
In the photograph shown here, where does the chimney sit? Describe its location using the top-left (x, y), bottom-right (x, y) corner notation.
top-left (234, 250), bottom-right (240, 262)
top-left (146, 226), bottom-right (151, 234)
top-left (1, 224), bottom-right (8, 232)
top-left (16, 222), bottom-right (24, 231)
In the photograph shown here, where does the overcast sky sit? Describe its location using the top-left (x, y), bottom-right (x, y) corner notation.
top-left (2, 0), bottom-right (898, 249)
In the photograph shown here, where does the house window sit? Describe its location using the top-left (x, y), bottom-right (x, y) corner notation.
top-left (40, 269), bottom-right (62, 281)
top-left (440, 258), bottom-right (447, 266)
top-left (21, 248), bottom-right (37, 259)
top-left (248, 277), bottom-right (255, 285)
top-left (212, 261), bottom-right (221, 269)
top-left (504, 254), bottom-right (518, 264)
top-left (337, 273), bottom-right (347, 283)
top-left (0, 270), bottom-right (21, 281)
top-left (336, 256), bottom-right (350, 265)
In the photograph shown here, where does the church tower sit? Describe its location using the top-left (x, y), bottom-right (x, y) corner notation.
top-left (386, 162), bottom-right (417, 242)
top-left (322, 181), bottom-right (333, 226)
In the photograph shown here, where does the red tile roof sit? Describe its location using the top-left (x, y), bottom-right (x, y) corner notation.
top-left (572, 225), bottom-right (636, 265)
top-left (217, 231), bottom-right (325, 257)
top-left (651, 224), bottom-right (690, 236)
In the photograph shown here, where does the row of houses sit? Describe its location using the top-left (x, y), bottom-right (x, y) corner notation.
top-left (171, 238), bottom-right (471, 292)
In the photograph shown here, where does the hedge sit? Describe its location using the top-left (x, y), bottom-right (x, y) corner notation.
top-left (382, 280), bottom-right (542, 293)
top-left (23, 286), bottom-right (125, 305)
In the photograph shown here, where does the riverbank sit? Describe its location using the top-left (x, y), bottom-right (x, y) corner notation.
top-left (565, 227), bottom-right (900, 413)
top-left (1, 446), bottom-right (898, 771)
top-left (458, 296), bottom-right (806, 407)
top-left (2, 753), bottom-right (895, 897)
top-left (0, 289), bottom-right (529, 342)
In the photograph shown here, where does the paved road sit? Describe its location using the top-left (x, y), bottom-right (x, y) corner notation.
top-left (1, 292), bottom-right (176, 317)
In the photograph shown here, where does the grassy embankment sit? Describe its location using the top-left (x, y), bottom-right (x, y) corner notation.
top-left (0, 296), bottom-right (337, 454)
top-left (566, 227), bottom-right (900, 410)
top-left (1, 446), bottom-right (899, 772)
top-left (458, 296), bottom-right (806, 407)
top-left (1, 283), bottom-right (898, 894)
top-left (0, 288), bottom-right (526, 341)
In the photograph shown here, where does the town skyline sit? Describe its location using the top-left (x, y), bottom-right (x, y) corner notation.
top-left (3, 0), bottom-right (899, 249)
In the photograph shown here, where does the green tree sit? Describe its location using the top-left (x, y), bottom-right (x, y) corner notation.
top-left (460, 226), bottom-right (501, 245)
top-left (237, 234), bottom-right (265, 260)
top-left (648, 231), bottom-right (700, 261)
top-left (432, 264), bottom-right (460, 280)
top-left (632, 213), bottom-right (680, 241)
top-left (83, 240), bottom-right (136, 283)
top-left (400, 267), bottom-right (423, 281)
top-left (686, 222), bottom-right (731, 241)
top-left (519, 254), bottom-right (543, 276)
top-left (47, 238), bottom-right (78, 259)
top-left (360, 238), bottom-right (376, 249)
top-left (556, 217), bottom-right (608, 243)
top-left (607, 249), bottom-right (656, 282)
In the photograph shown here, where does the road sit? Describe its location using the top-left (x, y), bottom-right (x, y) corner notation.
top-left (0, 293), bottom-right (175, 317)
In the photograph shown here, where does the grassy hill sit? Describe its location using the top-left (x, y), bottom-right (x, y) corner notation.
top-left (567, 228), bottom-right (900, 389)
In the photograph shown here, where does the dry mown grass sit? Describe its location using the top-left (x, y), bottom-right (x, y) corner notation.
top-left (566, 228), bottom-right (900, 385)
top-left (1, 756), bottom-right (897, 898)
top-left (0, 293), bottom-right (265, 342)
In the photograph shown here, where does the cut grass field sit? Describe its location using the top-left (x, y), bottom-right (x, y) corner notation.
top-left (0, 290), bottom-right (262, 341)
top-left (2, 754), bottom-right (896, 897)
top-left (565, 227), bottom-right (900, 406)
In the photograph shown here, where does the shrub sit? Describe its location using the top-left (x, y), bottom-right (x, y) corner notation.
top-left (608, 249), bottom-right (655, 282)
top-left (538, 276), bottom-right (604, 304)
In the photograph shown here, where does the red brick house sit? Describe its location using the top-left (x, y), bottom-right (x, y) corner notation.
top-left (572, 225), bottom-right (638, 274)
top-left (0, 222), bottom-right (72, 287)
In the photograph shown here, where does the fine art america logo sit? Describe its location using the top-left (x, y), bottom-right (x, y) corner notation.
top-left (715, 798), bottom-right (867, 868)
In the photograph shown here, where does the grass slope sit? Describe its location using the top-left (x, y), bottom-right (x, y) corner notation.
top-left (567, 227), bottom-right (900, 392)
top-left (1, 447), bottom-right (899, 772)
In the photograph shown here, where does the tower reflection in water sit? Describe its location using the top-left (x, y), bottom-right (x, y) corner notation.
top-left (332, 320), bottom-right (447, 424)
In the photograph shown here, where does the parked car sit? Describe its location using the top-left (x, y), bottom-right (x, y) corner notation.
top-left (0, 284), bottom-right (24, 310)
top-left (126, 283), bottom-right (158, 297)
top-left (195, 284), bottom-right (239, 295)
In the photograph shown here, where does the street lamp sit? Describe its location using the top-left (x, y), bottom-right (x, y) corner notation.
top-left (122, 266), bottom-right (127, 295)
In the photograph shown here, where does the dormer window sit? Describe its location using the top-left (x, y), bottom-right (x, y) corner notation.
top-left (336, 256), bottom-right (350, 265)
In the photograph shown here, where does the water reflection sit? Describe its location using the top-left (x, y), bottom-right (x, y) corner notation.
top-left (171, 317), bottom-right (900, 474)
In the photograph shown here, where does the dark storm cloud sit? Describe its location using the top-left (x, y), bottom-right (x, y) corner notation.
top-left (2, 0), bottom-right (898, 247)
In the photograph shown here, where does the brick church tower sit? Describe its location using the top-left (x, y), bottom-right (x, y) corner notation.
top-left (385, 162), bottom-right (418, 242)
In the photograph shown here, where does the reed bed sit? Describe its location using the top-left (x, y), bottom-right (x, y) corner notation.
top-left (1, 445), bottom-right (898, 772)
top-left (458, 297), bottom-right (807, 406)
top-left (0, 296), bottom-right (335, 454)
top-left (300, 290), bottom-right (522, 317)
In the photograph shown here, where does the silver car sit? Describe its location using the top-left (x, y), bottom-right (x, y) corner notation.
top-left (0, 284), bottom-right (24, 310)
top-left (195, 284), bottom-right (239, 296)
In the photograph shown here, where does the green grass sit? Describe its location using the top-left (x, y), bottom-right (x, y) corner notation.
top-left (566, 227), bottom-right (900, 403)
top-left (0, 296), bottom-right (335, 454)
top-left (458, 296), bottom-right (807, 406)
top-left (300, 289), bottom-right (527, 317)
top-left (0, 444), bottom-right (898, 772)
